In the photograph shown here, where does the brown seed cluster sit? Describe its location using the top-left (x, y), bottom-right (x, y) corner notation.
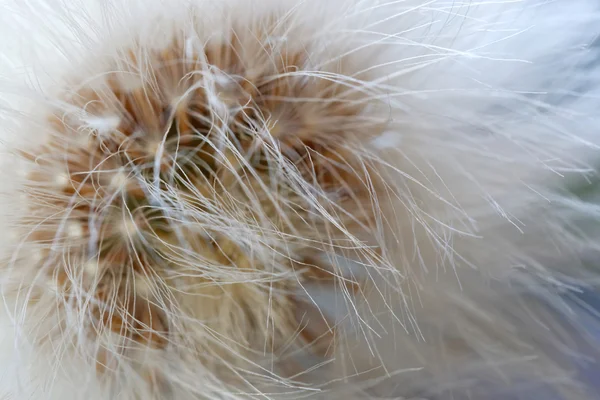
top-left (18, 21), bottom-right (381, 383)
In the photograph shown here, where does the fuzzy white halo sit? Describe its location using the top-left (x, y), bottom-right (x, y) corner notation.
top-left (1, 0), bottom-right (600, 399)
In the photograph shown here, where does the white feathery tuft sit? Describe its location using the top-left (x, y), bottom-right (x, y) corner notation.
top-left (0, 0), bottom-right (600, 399)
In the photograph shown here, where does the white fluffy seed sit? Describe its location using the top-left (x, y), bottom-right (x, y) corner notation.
top-left (83, 260), bottom-right (99, 276)
top-left (83, 116), bottom-right (121, 135)
top-left (66, 221), bottom-right (84, 238)
top-left (54, 173), bottom-right (70, 188)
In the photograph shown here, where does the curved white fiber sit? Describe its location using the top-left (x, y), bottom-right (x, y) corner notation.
top-left (1, 0), bottom-right (600, 399)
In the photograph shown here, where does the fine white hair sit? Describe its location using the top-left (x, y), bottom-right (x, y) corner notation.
top-left (1, 0), bottom-right (600, 399)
